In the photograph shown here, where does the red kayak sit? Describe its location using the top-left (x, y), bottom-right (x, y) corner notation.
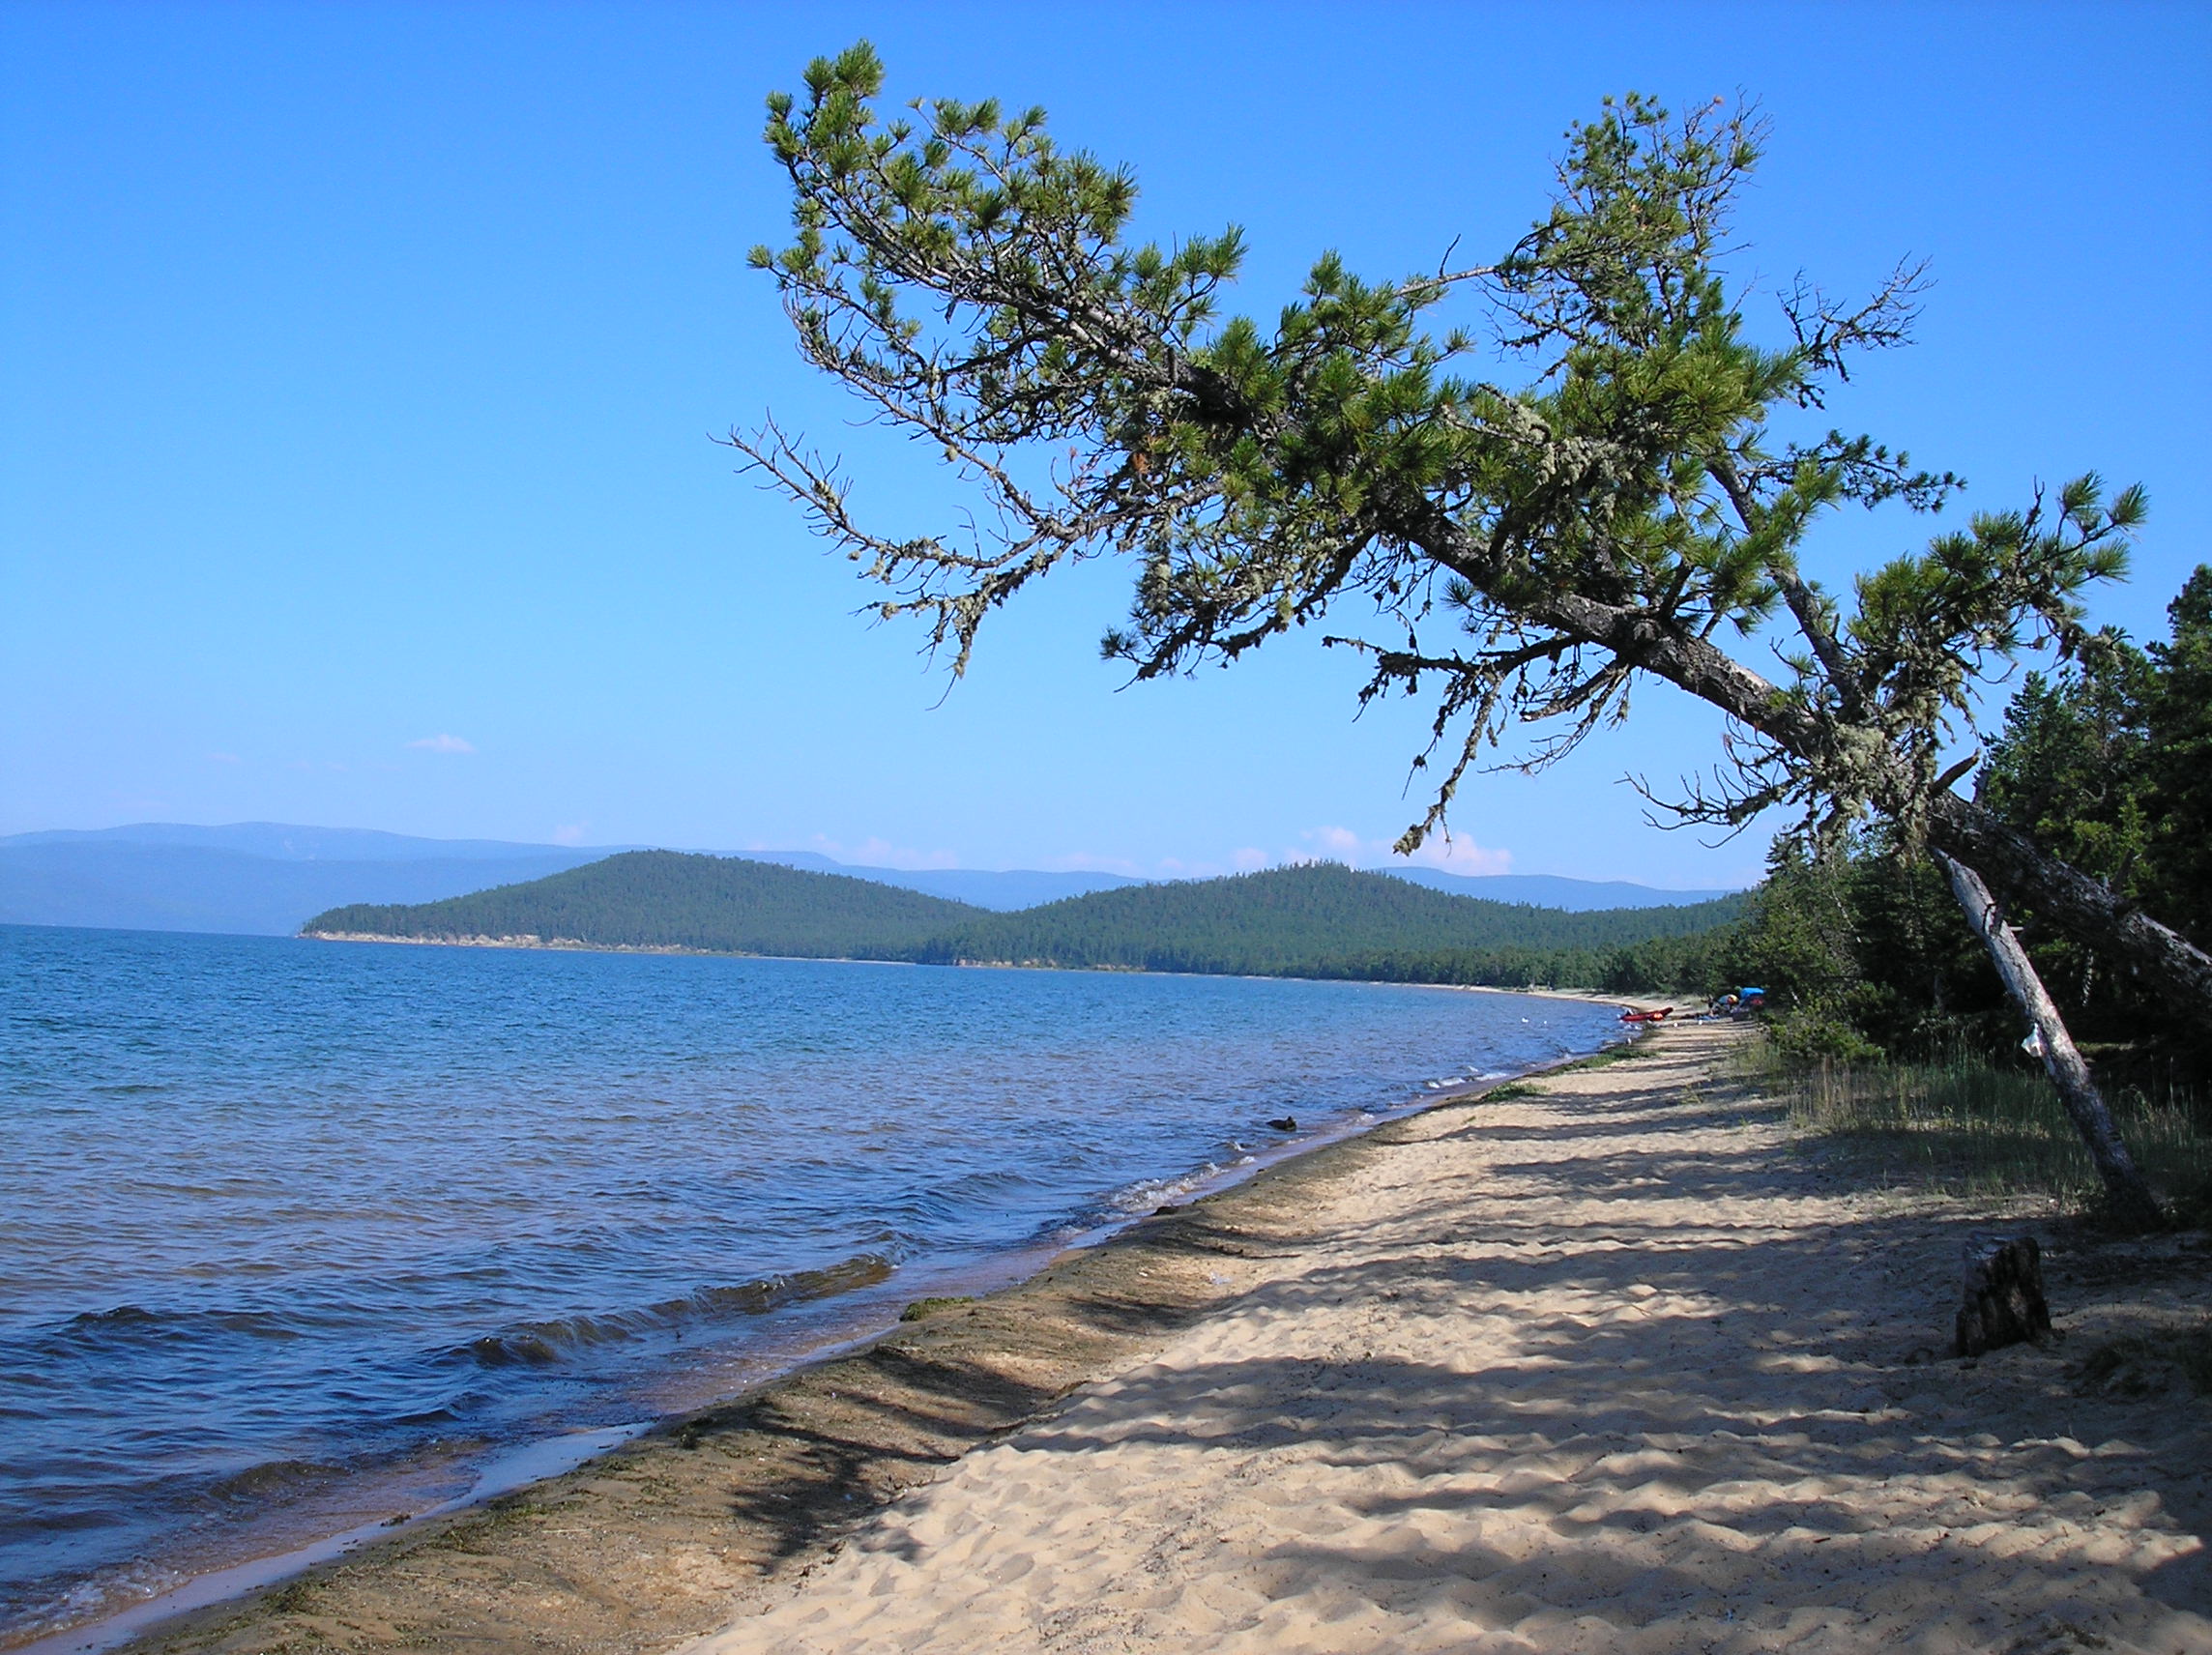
top-left (1618, 1006), bottom-right (1674, 1024)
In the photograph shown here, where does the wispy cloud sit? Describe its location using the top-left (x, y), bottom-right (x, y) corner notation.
top-left (1401, 832), bottom-right (1513, 877)
top-left (1304, 826), bottom-right (1371, 861)
top-left (725, 830), bottom-right (1511, 883)
top-left (551, 823), bottom-right (588, 846)
top-left (1302, 825), bottom-right (1513, 877)
top-left (407, 734), bottom-right (476, 755)
top-left (753, 833), bottom-right (961, 871)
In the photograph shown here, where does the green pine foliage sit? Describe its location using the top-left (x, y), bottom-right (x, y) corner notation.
top-left (1692, 566), bottom-right (2212, 1074)
top-left (1970, 565), bottom-right (2212, 1077)
top-left (1980, 565), bottom-right (2212, 953)
top-left (305, 853), bottom-right (1745, 989)
top-left (1713, 837), bottom-right (2009, 1062)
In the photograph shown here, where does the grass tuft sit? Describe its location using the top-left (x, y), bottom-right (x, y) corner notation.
top-left (898, 1295), bottom-right (976, 1322)
top-left (1478, 1081), bottom-right (1543, 1103)
top-left (1774, 1044), bottom-right (2212, 1212)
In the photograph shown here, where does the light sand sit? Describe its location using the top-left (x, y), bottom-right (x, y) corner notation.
top-left (98, 1019), bottom-right (2211, 1655)
top-left (685, 1023), bottom-right (2212, 1655)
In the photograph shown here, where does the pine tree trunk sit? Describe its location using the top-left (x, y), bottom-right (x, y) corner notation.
top-left (1937, 853), bottom-right (2167, 1231)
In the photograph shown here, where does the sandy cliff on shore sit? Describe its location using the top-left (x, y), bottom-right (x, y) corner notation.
top-left (113, 1023), bottom-right (2210, 1655)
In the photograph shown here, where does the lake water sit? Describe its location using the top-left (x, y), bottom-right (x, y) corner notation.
top-left (0, 924), bottom-right (1622, 1640)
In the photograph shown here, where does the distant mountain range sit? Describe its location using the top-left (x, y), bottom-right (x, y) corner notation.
top-left (730, 850), bottom-right (1144, 911)
top-left (305, 851), bottom-right (1748, 987)
top-left (1368, 868), bottom-right (1731, 911)
top-left (0, 825), bottom-right (1139, 934)
top-left (0, 822), bottom-right (1738, 938)
top-left (0, 837), bottom-right (608, 937)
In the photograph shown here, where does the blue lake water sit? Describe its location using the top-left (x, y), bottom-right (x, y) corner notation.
top-left (0, 924), bottom-right (1623, 1639)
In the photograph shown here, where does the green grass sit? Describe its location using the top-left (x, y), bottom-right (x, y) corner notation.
top-left (898, 1295), bottom-right (977, 1321)
top-left (1475, 1081), bottom-right (1544, 1103)
top-left (1558, 1041), bottom-right (1645, 1073)
top-left (1773, 1045), bottom-right (2212, 1211)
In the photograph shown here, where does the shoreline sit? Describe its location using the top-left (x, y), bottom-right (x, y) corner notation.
top-left (298, 931), bottom-right (1690, 1005)
top-left (42, 1019), bottom-right (2207, 1654)
top-left (675, 1021), bottom-right (2209, 1655)
top-left (10, 1003), bottom-right (1655, 1655)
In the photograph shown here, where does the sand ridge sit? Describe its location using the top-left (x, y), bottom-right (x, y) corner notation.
top-left (686, 1023), bottom-right (2211, 1655)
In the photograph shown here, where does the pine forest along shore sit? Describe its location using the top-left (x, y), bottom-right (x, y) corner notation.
top-left (303, 853), bottom-right (1748, 993)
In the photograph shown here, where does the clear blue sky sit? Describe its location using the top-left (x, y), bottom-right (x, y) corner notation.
top-left (4, 3), bottom-right (2206, 886)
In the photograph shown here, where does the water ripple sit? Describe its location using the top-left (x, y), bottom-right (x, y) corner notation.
top-left (0, 923), bottom-right (1619, 1634)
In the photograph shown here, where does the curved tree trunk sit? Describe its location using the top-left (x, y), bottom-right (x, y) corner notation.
top-left (1928, 793), bottom-right (2212, 1026)
top-left (1938, 852), bottom-right (2167, 1232)
top-left (1502, 580), bottom-right (2212, 1028)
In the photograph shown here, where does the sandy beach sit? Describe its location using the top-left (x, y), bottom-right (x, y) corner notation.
top-left (109, 1021), bottom-right (2211, 1655)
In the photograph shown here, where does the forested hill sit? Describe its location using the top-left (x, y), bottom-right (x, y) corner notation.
top-left (922, 862), bottom-right (1746, 977)
top-left (305, 853), bottom-right (1746, 986)
top-left (304, 851), bottom-right (985, 957)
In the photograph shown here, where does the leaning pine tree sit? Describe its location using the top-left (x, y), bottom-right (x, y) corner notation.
top-left (731, 44), bottom-right (2195, 1228)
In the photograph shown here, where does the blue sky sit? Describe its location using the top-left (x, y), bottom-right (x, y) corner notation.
top-left (4, 3), bottom-right (2205, 887)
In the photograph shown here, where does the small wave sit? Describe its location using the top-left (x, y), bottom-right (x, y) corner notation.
top-left (38, 1303), bottom-right (309, 1356)
top-left (451, 1254), bottom-right (894, 1369)
top-left (1101, 1162), bottom-right (1225, 1217)
top-left (199, 1458), bottom-right (341, 1506)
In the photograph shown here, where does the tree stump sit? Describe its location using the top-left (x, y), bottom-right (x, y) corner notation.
top-left (1955, 1234), bottom-right (2052, 1357)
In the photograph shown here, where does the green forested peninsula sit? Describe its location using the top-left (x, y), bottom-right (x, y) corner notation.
top-left (304, 851), bottom-right (1745, 985)
top-left (305, 851), bottom-right (983, 958)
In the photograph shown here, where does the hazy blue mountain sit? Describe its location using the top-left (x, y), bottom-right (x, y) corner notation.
top-left (0, 843), bottom-right (611, 935)
top-left (1377, 867), bottom-right (1732, 910)
top-left (0, 822), bottom-right (613, 863)
top-left (1, 821), bottom-right (1730, 937)
top-left (735, 852), bottom-right (1141, 911)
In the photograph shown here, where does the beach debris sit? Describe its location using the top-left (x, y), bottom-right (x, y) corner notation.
top-left (1266, 1116), bottom-right (1297, 1132)
top-left (1955, 1234), bottom-right (2052, 1357)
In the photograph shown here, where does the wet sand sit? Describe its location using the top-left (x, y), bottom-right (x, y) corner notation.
top-left (89, 1022), bottom-right (2212, 1655)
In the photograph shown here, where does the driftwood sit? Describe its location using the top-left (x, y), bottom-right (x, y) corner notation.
top-left (1955, 1234), bottom-right (2052, 1358)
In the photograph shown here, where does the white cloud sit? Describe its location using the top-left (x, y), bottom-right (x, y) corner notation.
top-left (551, 823), bottom-right (588, 846)
top-left (1301, 824), bottom-right (1513, 878)
top-left (800, 832), bottom-right (959, 871)
top-left (715, 830), bottom-right (1510, 884)
top-left (1307, 826), bottom-right (1365, 858)
top-left (407, 734), bottom-right (476, 755)
top-left (1400, 831), bottom-right (1513, 877)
